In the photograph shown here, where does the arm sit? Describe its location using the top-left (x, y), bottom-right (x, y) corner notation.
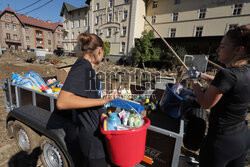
top-left (192, 80), bottom-right (223, 109)
top-left (56, 90), bottom-right (113, 110)
top-left (201, 73), bottom-right (215, 82)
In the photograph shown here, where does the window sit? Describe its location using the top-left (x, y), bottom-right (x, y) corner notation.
top-left (27, 45), bottom-right (30, 50)
top-left (199, 9), bottom-right (206, 19)
top-left (153, 1), bottom-right (158, 8)
top-left (122, 26), bottom-right (127, 36)
top-left (152, 16), bottom-right (156, 24)
top-left (11, 15), bottom-right (14, 22)
top-left (95, 16), bottom-right (99, 24)
top-left (13, 25), bottom-right (16, 31)
top-left (48, 40), bottom-right (51, 45)
top-left (175, 0), bottom-right (180, 4)
top-left (65, 22), bottom-right (68, 29)
top-left (5, 13), bottom-right (8, 20)
top-left (13, 34), bottom-right (17, 40)
top-left (229, 24), bottom-right (238, 30)
top-left (170, 28), bottom-right (176, 38)
top-left (95, 29), bottom-right (99, 36)
top-left (109, 0), bottom-right (113, 7)
top-left (233, 4), bottom-right (242, 15)
top-left (6, 33), bottom-right (10, 39)
top-left (96, 3), bottom-right (100, 10)
top-left (84, 19), bottom-right (87, 26)
top-left (195, 26), bottom-right (203, 37)
top-left (78, 12), bottom-right (80, 16)
top-left (108, 13), bottom-right (112, 22)
top-left (72, 21), bottom-right (74, 28)
top-left (72, 32), bottom-right (74, 39)
top-left (48, 32), bottom-right (51, 38)
top-left (173, 13), bottom-right (178, 22)
top-left (123, 10), bottom-right (128, 20)
top-left (25, 28), bottom-right (29, 33)
top-left (78, 20), bottom-right (80, 27)
top-left (124, 0), bottom-right (129, 3)
top-left (107, 28), bottom-right (112, 37)
top-left (5, 23), bottom-right (9, 30)
top-left (26, 36), bottom-right (30, 42)
top-left (121, 42), bottom-right (126, 52)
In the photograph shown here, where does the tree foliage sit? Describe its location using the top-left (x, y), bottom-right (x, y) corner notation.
top-left (103, 41), bottom-right (110, 58)
top-left (132, 30), bottom-right (161, 67)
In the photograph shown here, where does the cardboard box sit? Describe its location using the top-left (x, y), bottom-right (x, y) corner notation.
top-left (56, 67), bottom-right (71, 83)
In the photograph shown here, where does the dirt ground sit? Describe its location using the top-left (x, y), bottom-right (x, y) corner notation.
top-left (0, 53), bottom-right (249, 167)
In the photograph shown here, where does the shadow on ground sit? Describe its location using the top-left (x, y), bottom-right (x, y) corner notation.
top-left (8, 147), bottom-right (42, 167)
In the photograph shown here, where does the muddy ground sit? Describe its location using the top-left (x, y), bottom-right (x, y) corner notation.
top-left (0, 53), bottom-right (249, 167)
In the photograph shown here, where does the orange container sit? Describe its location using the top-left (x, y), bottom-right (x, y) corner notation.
top-left (101, 117), bottom-right (150, 167)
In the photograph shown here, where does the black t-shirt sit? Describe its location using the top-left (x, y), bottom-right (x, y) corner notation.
top-left (62, 57), bottom-right (107, 159)
top-left (210, 65), bottom-right (250, 133)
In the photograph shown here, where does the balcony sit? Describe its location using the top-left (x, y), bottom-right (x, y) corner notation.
top-left (62, 27), bottom-right (69, 33)
top-left (5, 38), bottom-right (21, 44)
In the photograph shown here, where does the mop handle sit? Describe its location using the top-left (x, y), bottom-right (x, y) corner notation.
top-left (143, 16), bottom-right (189, 70)
top-left (143, 16), bottom-right (224, 70)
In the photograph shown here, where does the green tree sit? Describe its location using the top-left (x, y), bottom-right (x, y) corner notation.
top-left (103, 41), bottom-right (110, 58)
top-left (132, 30), bottom-right (161, 68)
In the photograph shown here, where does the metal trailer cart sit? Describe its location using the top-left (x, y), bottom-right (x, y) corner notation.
top-left (2, 77), bottom-right (199, 167)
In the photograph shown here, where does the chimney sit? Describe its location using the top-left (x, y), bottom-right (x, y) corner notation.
top-left (47, 20), bottom-right (51, 23)
top-left (36, 17), bottom-right (39, 20)
top-left (26, 14), bottom-right (28, 17)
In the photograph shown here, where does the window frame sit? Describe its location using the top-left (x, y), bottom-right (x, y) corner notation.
top-left (123, 10), bottom-right (128, 20)
top-left (152, 15), bottom-right (156, 24)
top-left (108, 13), bottom-right (112, 22)
top-left (5, 23), bottom-right (9, 30)
top-left (170, 28), bottom-right (176, 38)
top-left (233, 3), bottom-right (242, 15)
top-left (6, 33), bottom-right (10, 39)
top-left (96, 3), bottom-right (100, 10)
top-left (122, 26), bottom-right (127, 36)
top-left (13, 25), bottom-right (16, 31)
top-left (173, 12), bottom-right (178, 22)
top-left (195, 26), bottom-right (203, 37)
top-left (152, 1), bottom-right (158, 8)
top-left (199, 8), bottom-right (206, 19)
top-left (107, 28), bottom-right (112, 37)
top-left (121, 42), bottom-right (126, 53)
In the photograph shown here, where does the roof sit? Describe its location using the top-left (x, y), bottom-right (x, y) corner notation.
top-left (0, 5), bottom-right (62, 32)
top-left (86, 0), bottom-right (90, 5)
top-left (60, 2), bottom-right (77, 16)
top-left (17, 14), bottom-right (62, 31)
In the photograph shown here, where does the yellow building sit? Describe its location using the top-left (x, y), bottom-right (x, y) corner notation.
top-left (145, 0), bottom-right (250, 53)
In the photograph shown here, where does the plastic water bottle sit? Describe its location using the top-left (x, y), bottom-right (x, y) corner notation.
top-left (107, 113), bottom-right (121, 131)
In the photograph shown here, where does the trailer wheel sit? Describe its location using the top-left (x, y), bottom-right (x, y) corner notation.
top-left (13, 120), bottom-right (40, 154)
top-left (40, 136), bottom-right (68, 167)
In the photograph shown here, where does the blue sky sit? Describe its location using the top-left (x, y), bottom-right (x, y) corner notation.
top-left (0, 0), bottom-right (87, 23)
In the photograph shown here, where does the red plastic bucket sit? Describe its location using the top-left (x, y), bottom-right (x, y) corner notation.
top-left (101, 117), bottom-right (150, 167)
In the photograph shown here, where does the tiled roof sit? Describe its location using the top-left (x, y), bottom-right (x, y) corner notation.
top-left (16, 14), bottom-right (62, 31)
top-left (0, 5), bottom-right (62, 31)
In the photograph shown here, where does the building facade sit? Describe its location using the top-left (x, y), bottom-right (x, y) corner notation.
top-left (86, 0), bottom-right (145, 61)
top-left (60, 3), bottom-right (89, 54)
top-left (0, 5), bottom-right (63, 51)
top-left (144, 0), bottom-right (250, 53)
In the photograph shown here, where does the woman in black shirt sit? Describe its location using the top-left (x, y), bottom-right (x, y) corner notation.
top-left (57, 32), bottom-right (113, 167)
top-left (187, 25), bottom-right (250, 167)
